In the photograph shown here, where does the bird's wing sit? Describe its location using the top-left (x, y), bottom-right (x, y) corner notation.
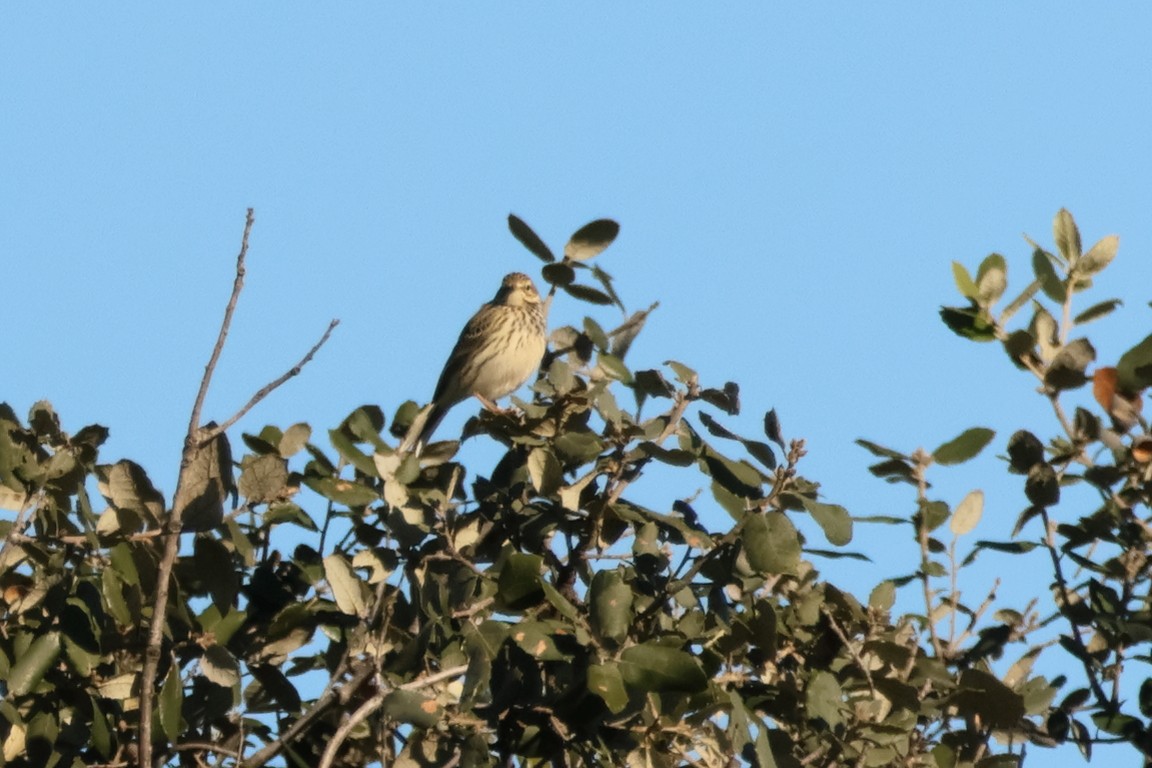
top-left (431, 301), bottom-right (500, 404)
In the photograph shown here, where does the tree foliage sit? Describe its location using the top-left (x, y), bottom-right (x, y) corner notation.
top-left (0, 210), bottom-right (1150, 767)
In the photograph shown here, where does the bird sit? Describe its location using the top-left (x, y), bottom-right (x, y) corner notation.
top-left (401, 272), bottom-right (548, 452)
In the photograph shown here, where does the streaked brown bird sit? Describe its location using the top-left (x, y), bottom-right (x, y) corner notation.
top-left (402, 272), bottom-right (548, 451)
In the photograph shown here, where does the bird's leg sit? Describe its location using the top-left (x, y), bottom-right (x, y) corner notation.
top-left (473, 393), bottom-right (502, 412)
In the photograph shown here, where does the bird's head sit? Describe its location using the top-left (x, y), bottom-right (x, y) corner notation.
top-left (494, 272), bottom-right (542, 307)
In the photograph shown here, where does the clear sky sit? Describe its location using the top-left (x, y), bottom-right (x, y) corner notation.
top-left (3, 6), bottom-right (1151, 764)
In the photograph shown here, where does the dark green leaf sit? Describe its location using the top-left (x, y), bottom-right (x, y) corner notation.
top-left (1073, 299), bottom-right (1121, 326)
top-left (159, 663), bottom-right (183, 741)
top-left (940, 304), bottom-right (996, 341)
top-left (382, 689), bottom-right (443, 728)
top-left (764, 409), bottom-right (785, 449)
top-left (1028, 461), bottom-right (1061, 506)
top-left (590, 570), bottom-right (633, 645)
top-left (1045, 339), bottom-right (1095, 391)
top-left (587, 663), bottom-right (629, 714)
top-left (1006, 430), bottom-right (1044, 473)
top-left (542, 262), bottom-right (575, 286)
top-left (564, 219), bottom-right (619, 262)
top-left (952, 669), bottom-right (1025, 728)
top-left (497, 553), bottom-right (544, 610)
top-left (9, 632), bottom-right (60, 696)
top-left (619, 644), bottom-right (707, 693)
top-left (1117, 333), bottom-right (1152, 391)
top-left (933, 427), bottom-right (994, 466)
top-left (1032, 248), bottom-right (1066, 302)
top-left (563, 283), bottom-right (615, 305)
top-left (855, 438), bottom-right (908, 461)
top-left (508, 213), bottom-right (555, 262)
top-left (806, 670), bottom-right (844, 726)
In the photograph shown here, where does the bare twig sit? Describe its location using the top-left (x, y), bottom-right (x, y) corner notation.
top-left (200, 317), bottom-right (340, 444)
top-left (139, 210), bottom-right (338, 768)
top-left (317, 690), bottom-right (387, 768)
top-left (139, 208), bottom-right (255, 768)
top-left (912, 448), bottom-right (945, 660)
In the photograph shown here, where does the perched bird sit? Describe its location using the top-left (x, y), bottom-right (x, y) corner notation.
top-left (402, 272), bottom-right (548, 451)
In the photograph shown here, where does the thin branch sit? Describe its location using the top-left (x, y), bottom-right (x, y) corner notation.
top-left (241, 661), bottom-right (377, 768)
top-left (913, 448), bottom-right (945, 660)
top-left (200, 317), bottom-right (340, 444)
top-left (189, 208), bottom-right (255, 441)
top-left (318, 691), bottom-right (387, 768)
top-left (399, 663), bottom-right (469, 691)
top-left (139, 208), bottom-right (254, 768)
top-left (821, 605), bottom-right (875, 696)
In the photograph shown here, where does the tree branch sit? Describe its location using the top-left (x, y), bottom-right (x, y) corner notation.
top-left (139, 208), bottom-right (254, 768)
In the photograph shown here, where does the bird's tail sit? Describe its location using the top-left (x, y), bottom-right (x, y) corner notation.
top-left (398, 402), bottom-right (447, 454)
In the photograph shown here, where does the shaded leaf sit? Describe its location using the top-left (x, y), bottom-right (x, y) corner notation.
top-left (1006, 430), bottom-right (1044, 473)
top-left (1032, 248), bottom-right (1065, 302)
top-left (1074, 298), bottom-right (1121, 326)
top-left (382, 689), bottom-right (442, 729)
top-left (563, 283), bottom-right (615, 305)
top-left (564, 218), bottom-right (619, 262)
top-left (159, 663), bottom-right (183, 741)
top-left (587, 663), bottom-right (629, 714)
top-left (590, 569), bottom-right (633, 645)
top-left (1117, 333), bottom-right (1152, 391)
top-left (619, 644), bottom-right (707, 693)
top-left (508, 213), bottom-right (555, 262)
top-left (8, 632), bottom-right (60, 696)
top-left (1045, 339), bottom-right (1095, 391)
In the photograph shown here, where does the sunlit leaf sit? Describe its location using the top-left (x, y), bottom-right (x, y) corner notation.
top-left (564, 219), bottom-right (619, 262)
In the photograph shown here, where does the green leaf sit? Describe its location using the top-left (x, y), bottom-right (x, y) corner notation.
top-left (382, 689), bottom-right (442, 728)
top-left (619, 644), bottom-right (707, 693)
top-left (1045, 338), bottom-right (1095, 391)
top-left (939, 304), bottom-right (996, 341)
top-left (800, 497), bottom-right (852, 546)
top-left (1031, 247), bottom-right (1065, 303)
top-left (975, 253), bottom-right (1007, 306)
top-left (869, 581), bottom-right (896, 611)
top-left (526, 447), bottom-right (562, 497)
top-left (806, 670), bottom-right (844, 726)
top-left (159, 663), bottom-right (183, 741)
top-left (278, 423), bottom-right (311, 458)
top-left (324, 554), bottom-right (367, 616)
top-left (743, 513), bottom-right (801, 576)
top-left (508, 213), bottom-right (555, 262)
top-left (1006, 430), bottom-right (1044, 473)
top-left (542, 262), bottom-right (575, 286)
top-left (563, 218), bottom-right (619, 262)
top-left (9, 631), bottom-right (60, 696)
top-left (497, 553), bottom-right (544, 610)
top-left (200, 644), bottom-right (241, 688)
top-left (1073, 298), bottom-right (1121, 326)
top-left (1053, 208), bottom-right (1082, 266)
top-left (1078, 234), bottom-right (1118, 276)
top-left (1117, 333), bottom-right (1152, 391)
top-left (949, 490), bottom-right (984, 536)
top-left (237, 454), bottom-right (288, 504)
top-left (855, 439), bottom-right (908, 461)
top-left (590, 569), bottom-right (633, 645)
top-left (1025, 464), bottom-right (1060, 507)
top-left (951, 261), bottom-right (978, 299)
top-left (952, 669), bottom-right (1025, 728)
top-left (933, 427), bottom-right (995, 465)
top-left (563, 283), bottom-right (615, 305)
top-left (587, 663), bottom-right (629, 714)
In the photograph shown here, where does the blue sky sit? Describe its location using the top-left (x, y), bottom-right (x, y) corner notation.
top-left (3, 5), bottom-right (1151, 763)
